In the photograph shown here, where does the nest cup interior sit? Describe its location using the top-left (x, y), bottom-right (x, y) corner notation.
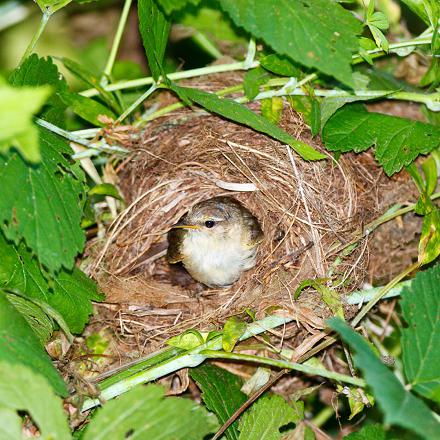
top-left (88, 101), bottom-right (413, 354)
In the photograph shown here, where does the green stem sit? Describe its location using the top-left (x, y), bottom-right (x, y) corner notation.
top-left (200, 350), bottom-right (365, 387)
top-left (116, 83), bottom-right (158, 122)
top-left (19, 11), bottom-right (50, 66)
top-left (81, 60), bottom-right (259, 97)
top-left (103, 0), bottom-right (132, 78)
top-left (352, 262), bottom-right (420, 326)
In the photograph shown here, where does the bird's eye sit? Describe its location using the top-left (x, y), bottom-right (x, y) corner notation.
top-left (205, 220), bottom-right (215, 228)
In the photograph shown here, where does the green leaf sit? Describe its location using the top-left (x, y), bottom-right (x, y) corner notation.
top-left (418, 209), bottom-right (440, 265)
top-left (243, 67), bottom-right (272, 100)
top-left (61, 57), bottom-right (121, 113)
top-left (329, 318), bottom-right (440, 439)
top-left (157, 0), bottom-right (201, 15)
top-left (0, 233), bottom-right (102, 334)
top-left (401, 264), bottom-right (440, 403)
top-left (35, 0), bottom-right (72, 13)
top-left (322, 104), bottom-right (440, 176)
top-left (261, 97), bottom-right (284, 125)
top-left (171, 84), bottom-right (326, 161)
top-left (260, 54), bottom-right (302, 77)
top-left (222, 317), bottom-right (247, 352)
top-left (344, 424), bottom-right (386, 440)
top-left (10, 54), bottom-right (67, 126)
top-left (138, 0), bottom-right (171, 82)
top-left (83, 384), bottom-right (218, 440)
top-left (58, 91), bottom-right (116, 126)
top-left (400, 0), bottom-right (439, 25)
top-left (219, 0), bottom-right (362, 87)
top-left (0, 84), bottom-right (51, 163)
top-left (6, 293), bottom-right (55, 344)
top-left (0, 293), bottom-right (67, 395)
top-left (0, 128), bottom-right (87, 273)
top-left (167, 328), bottom-right (205, 349)
top-left (238, 394), bottom-right (299, 440)
top-left (190, 364), bottom-right (247, 440)
top-left (0, 361), bottom-right (70, 438)
top-left (89, 183), bottom-right (123, 200)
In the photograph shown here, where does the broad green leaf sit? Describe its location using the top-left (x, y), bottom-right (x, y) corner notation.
top-left (322, 104), bottom-right (440, 176)
top-left (219, 0), bottom-right (362, 87)
top-left (157, 0), bottom-right (201, 15)
top-left (0, 233), bottom-right (102, 334)
top-left (0, 407), bottom-right (22, 440)
top-left (167, 328), bottom-right (205, 349)
top-left (261, 97), bottom-right (283, 125)
top-left (83, 384), bottom-right (218, 440)
top-left (171, 84), bottom-right (326, 161)
top-left (329, 318), bottom-right (440, 439)
top-left (190, 364), bottom-right (247, 440)
top-left (138, 0), bottom-right (171, 81)
top-left (238, 394), bottom-right (300, 440)
top-left (260, 54), bottom-right (302, 77)
top-left (222, 316), bottom-right (247, 352)
top-left (0, 128), bottom-right (87, 273)
top-left (9, 54), bottom-right (67, 126)
top-left (89, 183), bottom-right (123, 200)
top-left (0, 361), bottom-right (70, 437)
top-left (61, 57), bottom-right (121, 113)
top-left (0, 84), bottom-right (51, 162)
top-left (401, 264), bottom-right (440, 402)
top-left (58, 91), bottom-right (116, 126)
top-left (418, 209), bottom-right (440, 265)
top-left (6, 293), bottom-right (54, 344)
top-left (0, 293), bottom-right (67, 395)
top-left (344, 424), bottom-right (386, 440)
top-left (243, 67), bottom-right (272, 100)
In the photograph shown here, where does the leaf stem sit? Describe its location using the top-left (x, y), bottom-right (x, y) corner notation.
top-left (200, 350), bottom-right (365, 387)
top-left (116, 82), bottom-right (158, 122)
top-left (103, 0), bottom-right (132, 78)
top-left (18, 11), bottom-right (50, 66)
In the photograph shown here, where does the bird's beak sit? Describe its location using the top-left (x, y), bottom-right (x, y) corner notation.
top-left (170, 222), bottom-right (201, 230)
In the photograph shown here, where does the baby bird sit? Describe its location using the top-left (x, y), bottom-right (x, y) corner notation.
top-left (167, 196), bottom-right (263, 287)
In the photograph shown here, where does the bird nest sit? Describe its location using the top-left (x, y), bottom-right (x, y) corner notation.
top-left (86, 89), bottom-right (418, 359)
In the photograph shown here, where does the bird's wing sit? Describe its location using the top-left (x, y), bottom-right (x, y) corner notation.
top-left (244, 214), bottom-right (264, 248)
top-left (166, 227), bottom-right (185, 263)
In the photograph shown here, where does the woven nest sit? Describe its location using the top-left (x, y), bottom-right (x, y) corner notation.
top-left (86, 84), bottom-right (419, 358)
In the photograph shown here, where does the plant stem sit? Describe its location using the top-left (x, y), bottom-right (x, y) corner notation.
top-left (352, 262), bottom-right (420, 326)
top-left (103, 0), bottom-right (132, 78)
top-left (81, 60), bottom-right (259, 97)
top-left (200, 350), bottom-right (365, 387)
top-left (19, 11), bottom-right (50, 66)
top-left (116, 82), bottom-right (158, 122)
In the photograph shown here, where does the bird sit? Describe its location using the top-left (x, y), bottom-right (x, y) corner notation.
top-left (167, 196), bottom-right (264, 288)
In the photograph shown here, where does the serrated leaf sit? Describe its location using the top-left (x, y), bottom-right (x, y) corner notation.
top-left (83, 384), bottom-right (218, 440)
top-left (138, 0), bottom-right (171, 82)
top-left (329, 318), bottom-right (440, 439)
top-left (344, 423), bottom-right (386, 439)
top-left (0, 84), bottom-right (51, 162)
top-left (219, 0), bottom-right (362, 87)
top-left (260, 54), bottom-right (302, 77)
top-left (322, 104), bottom-right (440, 176)
top-left (238, 394), bottom-right (299, 440)
top-left (222, 317), bottom-right (247, 352)
top-left (157, 0), bottom-right (201, 15)
top-left (0, 361), bottom-right (70, 438)
top-left (171, 84), bottom-right (326, 161)
top-left (0, 233), bottom-right (102, 334)
top-left (368, 12), bottom-right (389, 30)
top-left (190, 364), bottom-right (247, 440)
top-left (10, 54), bottom-right (68, 126)
top-left (0, 293), bottom-right (67, 395)
top-left (401, 264), bottom-right (440, 402)
top-left (0, 128), bottom-right (87, 272)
